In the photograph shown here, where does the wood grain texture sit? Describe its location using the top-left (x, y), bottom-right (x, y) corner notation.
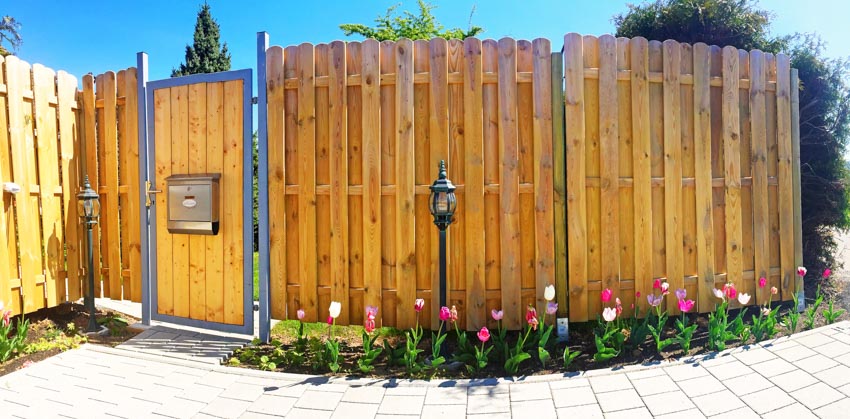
top-left (123, 68), bottom-right (142, 302)
top-left (693, 43), bottom-right (716, 312)
top-left (564, 33), bottom-right (588, 322)
top-left (153, 87), bottom-right (173, 315)
top-left (722, 46), bottom-right (743, 298)
top-left (267, 47), bottom-right (287, 320)
top-left (205, 82), bottom-right (225, 323)
top-left (598, 35), bottom-right (620, 306)
top-left (750, 50), bottom-right (769, 305)
top-left (551, 50), bottom-right (568, 318)
top-left (663, 40), bottom-right (683, 314)
top-left (187, 82), bottom-right (207, 321)
top-left (222, 80), bottom-right (245, 325)
top-left (361, 39), bottom-right (382, 322)
top-left (0, 57), bottom-right (14, 310)
top-left (429, 37), bottom-right (449, 327)
top-left (395, 39), bottom-right (416, 329)
top-left (81, 73), bottom-right (101, 300)
top-left (791, 69), bottom-right (803, 294)
top-left (170, 84), bottom-right (190, 318)
top-left (297, 43), bottom-right (318, 322)
top-left (532, 38), bottom-right (555, 318)
top-left (776, 54), bottom-right (794, 299)
top-left (328, 41), bottom-right (350, 324)
top-left (631, 37), bottom-right (653, 315)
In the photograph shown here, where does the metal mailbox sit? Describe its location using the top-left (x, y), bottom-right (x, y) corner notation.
top-left (164, 173), bottom-right (221, 235)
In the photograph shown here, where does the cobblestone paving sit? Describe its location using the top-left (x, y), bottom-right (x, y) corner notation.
top-left (117, 325), bottom-right (250, 365)
top-left (3, 322), bottom-right (850, 418)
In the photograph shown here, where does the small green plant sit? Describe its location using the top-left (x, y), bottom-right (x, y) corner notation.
top-left (429, 303), bottom-right (448, 369)
top-left (0, 302), bottom-right (29, 363)
top-left (258, 355), bottom-right (277, 371)
top-left (97, 313), bottom-right (130, 336)
top-left (504, 306), bottom-right (537, 375)
top-left (627, 294), bottom-right (651, 349)
top-left (357, 306), bottom-right (382, 373)
top-left (823, 299), bottom-right (846, 324)
top-left (751, 278), bottom-right (780, 342)
top-left (804, 285), bottom-right (824, 329)
top-left (489, 309), bottom-right (508, 364)
top-left (537, 287), bottom-right (558, 367)
top-left (782, 292), bottom-right (802, 333)
top-left (449, 306), bottom-right (476, 366)
top-left (402, 299), bottom-right (427, 375)
top-left (563, 346), bottom-right (581, 369)
top-left (324, 302), bottom-right (342, 373)
top-left (672, 289), bottom-right (697, 354)
top-left (594, 289), bottom-right (625, 363)
top-left (647, 280), bottom-right (673, 352)
top-left (707, 284), bottom-right (747, 351)
top-left (468, 327), bottom-right (492, 373)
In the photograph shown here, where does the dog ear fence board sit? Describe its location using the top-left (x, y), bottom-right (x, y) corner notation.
top-left (0, 33), bottom-right (802, 331)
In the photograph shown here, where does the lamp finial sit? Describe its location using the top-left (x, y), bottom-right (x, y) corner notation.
top-left (438, 160), bottom-right (447, 180)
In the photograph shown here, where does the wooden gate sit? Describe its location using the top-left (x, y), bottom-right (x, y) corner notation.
top-left (141, 67), bottom-right (254, 334)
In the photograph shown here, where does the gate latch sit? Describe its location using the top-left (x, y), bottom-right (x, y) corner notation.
top-left (145, 180), bottom-right (162, 208)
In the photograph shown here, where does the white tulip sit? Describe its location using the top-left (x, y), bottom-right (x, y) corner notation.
top-left (712, 288), bottom-right (725, 300)
top-left (544, 284), bottom-right (555, 301)
top-left (329, 301), bottom-right (341, 319)
top-left (737, 293), bottom-right (751, 305)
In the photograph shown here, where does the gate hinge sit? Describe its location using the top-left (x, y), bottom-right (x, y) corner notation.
top-left (251, 97), bottom-right (258, 104)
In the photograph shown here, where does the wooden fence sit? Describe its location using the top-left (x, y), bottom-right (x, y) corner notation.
top-left (564, 34), bottom-right (803, 322)
top-left (0, 54), bottom-right (140, 316)
top-left (266, 38), bottom-right (557, 331)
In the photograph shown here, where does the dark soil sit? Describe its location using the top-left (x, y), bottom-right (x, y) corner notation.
top-left (0, 303), bottom-right (140, 377)
top-left (230, 301), bottom-right (845, 379)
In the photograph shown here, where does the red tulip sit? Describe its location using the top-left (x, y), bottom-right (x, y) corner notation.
top-left (477, 326), bottom-right (491, 343)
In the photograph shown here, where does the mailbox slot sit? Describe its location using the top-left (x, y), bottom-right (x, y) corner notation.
top-left (164, 173), bottom-right (220, 235)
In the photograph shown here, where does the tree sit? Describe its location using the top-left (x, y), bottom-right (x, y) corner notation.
top-left (614, 0), bottom-right (850, 285)
top-left (340, 0), bottom-right (483, 41)
top-left (171, 3), bottom-right (231, 77)
top-left (0, 16), bottom-right (22, 56)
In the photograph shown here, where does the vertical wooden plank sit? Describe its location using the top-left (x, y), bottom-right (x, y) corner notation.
top-left (395, 39), bottom-right (416, 329)
top-left (497, 37), bottom-right (521, 329)
top-left (412, 40), bottom-right (431, 329)
top-left (117, 70), bottom-right (129, 302)
top-left (617, 38), bottom-right (635, 317)
top-left (101, 72), bottom-right (122, 300)
top-left (346, 42), bottom-right (364, 326)
top-left (663, 40), bottom-right (683, 314)
top-left (630, 38), bottom-right (652, 313)
top-left (170, 84), bottom-right (190, 317)
top-left (738, 51), bottom-right (754, 300)
top-left (766, 54), bottom-right (780, 292)
top-left (447, 39), bottom-right (466, 329)
top-left (750, 50), bottom-right (769, 306)
top-left (267, 47), bottom-right (286, 320)
top-left (82, 73), bottom-right (101, 299)
top-left (463, 37), bottom-right (486, 329)
top-left (380, 41), bottom-right (397, 327)
top-left (188, 82), bottom-right (207, 321)
top-left (284, 46), bottom-right (300, 320)
top-left (483, 40), bottom-right (502, 327)
top-left (680, 44), bottom-right (697, 284)
top-left (315, 44), bottom-right (331, 317)
top-left (517, 40), bottom-right (536, 315)
top-left (6, 57), bottom-right (42, 313)
top-left (693, 43), bottom-right (716, 312)
top-left (649, 41), bottom-right (667, 296)
top-left (33, 64), bottom-right (64, 306)
top-left (598, 35), bottom-right (620, 305)
top-left (584, 36), bottom-right (602, 317)
top-left (532, 39), bottom-right (555, 320)
top-left (722, 46), bottom-right (743, 298)
top-left (429, 37), bottom-right (449, 326)
top-left (328, 41), bottom-right (350, 325)
top-left (223, 79), bottom-right (245, 325)
top-left (154, 87), bottom-right (173, 315)
top-left (361, 40), bottom-right (382, 322)
top-left (124, 68), bottom-right (141, 303)
top-left (564, 33), bottom-right (587, 322)
top-left (206, 82), bottom-right (225, 323)
top-left (58, 71), bottom-right (81, 303)
top-left (711, 46), bottom-right (727, 289)
top-left (791, 69), bottom-right (803, 296)
top-left (551, 50), bottom-right (567, 318)
top-left (776, 54), bottom-right (794, 299)
top-left (0, 56), bottom-right (14, 310)
top-left (297, 43), bottom-right (318, 322)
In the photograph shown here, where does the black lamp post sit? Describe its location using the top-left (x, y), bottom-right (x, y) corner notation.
top-left (428, 160), bottom-right (456, 312)
top-left (77, 175), bottom-right (100, 333)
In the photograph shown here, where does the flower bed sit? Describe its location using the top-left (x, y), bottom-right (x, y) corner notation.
top-left (228, 266), bottom-right (846, 378)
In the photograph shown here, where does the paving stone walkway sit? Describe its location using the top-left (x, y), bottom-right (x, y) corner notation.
top-left (4, 322), bottom-right (850, 418)
top-left (118, 325), bottom-right (250, 365)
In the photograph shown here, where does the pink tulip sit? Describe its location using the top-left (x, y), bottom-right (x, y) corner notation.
top-left (723, 283), bottom-right (737, 300)
top-left (297, 309), bottom-right (305, 320)
top-left (477, 326), bottom-right (491, 343)
top-left (771, 286), bottom-right (778, 295)
top-left (601, 288), bottom-right (613, 303)
top-left (450, 305), bottom-right (459, 322)
top-left (602, 307), bottom-right (617, 322)
top-left (758, 277), bottom-right (767, 288)
top-left (327, 316), bottom-right (333, 325)
top-left (678, 299), bottom-right (695, 313)
top-left (797, 266), bottom-right (807, 277)
top-left (526, 306), bottom-right (539, 330)
top-left (635, 291), bottom-right (641, 299)
top-left (414, 298), bottom-right (425, 312)
top-left (439, 306), bottom-right (451, 322)
top-left (546, 302), bottom-right (558, 315)
top-left (824, 269), bottom-right (832, 279)
top-left (491, 309), bottom-right (504, 321)
top-left (675, 288), bottom-right (687, 301)
top-left (364, 317), bottom-right (376, 333)
top-left (365, 305), bottom-right (379, 318)
top-left (661, 282), bottom-right (670, 295)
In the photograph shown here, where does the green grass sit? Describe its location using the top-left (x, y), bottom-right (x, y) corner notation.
top-left (253, 252), bottom-right (259, 301)
top-left (270, 319), bottom-right (404, 342)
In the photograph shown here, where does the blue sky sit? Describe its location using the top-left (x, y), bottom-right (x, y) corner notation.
top-left (8, 0), bottom-right (850, 86)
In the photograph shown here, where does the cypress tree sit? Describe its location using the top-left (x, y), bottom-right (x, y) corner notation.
top-left (171, 3), bottom-right (231, 77)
